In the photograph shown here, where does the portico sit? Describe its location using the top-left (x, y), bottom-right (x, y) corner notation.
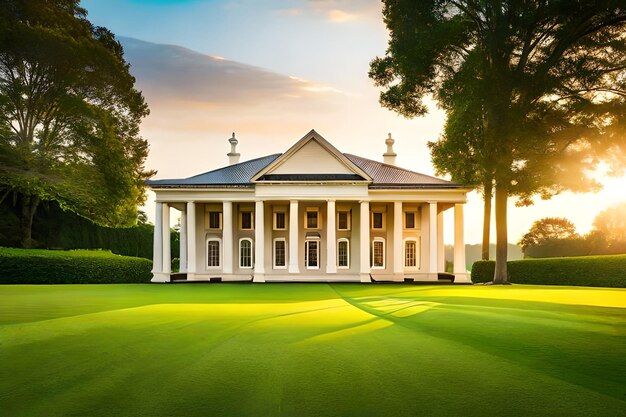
top-left (148, 130), bottom-right (471, 284)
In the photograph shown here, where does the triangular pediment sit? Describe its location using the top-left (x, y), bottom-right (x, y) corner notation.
top-left (251, 130), bottom-right (372, 182)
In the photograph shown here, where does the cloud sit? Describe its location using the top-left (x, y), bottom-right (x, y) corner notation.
top-left (120, 36), bottom-right (346, 109)
top-left (275, 0), bottom-right (379, 23)
top-left (327, 9), bottom-right (358, 22)
top-left (278, 8), bottom-right (303, 17)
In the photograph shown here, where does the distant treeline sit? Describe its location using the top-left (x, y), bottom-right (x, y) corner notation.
top-left (445, 243), bottom-right (524, 270)
top-left (0, 199), bottom-right (179, 260)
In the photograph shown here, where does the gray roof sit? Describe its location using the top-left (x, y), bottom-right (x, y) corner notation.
top-left (344, 154), bottom-right (459, 189)
top-left (147, 154), bottom-right (281, 188)
top-left (148, 152), bottom-right (461, 189)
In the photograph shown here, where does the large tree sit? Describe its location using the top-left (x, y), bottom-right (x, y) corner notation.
top-left (0, 0), bottom-right (152, 247)
top-left (428, 60), bottom-right (495, 261)
top-left (370, 0), bottom-right (626, 283)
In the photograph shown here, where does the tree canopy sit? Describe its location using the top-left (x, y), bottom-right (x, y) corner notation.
top-left (519, 217), bottom-right (579, 251)
top-left (0, 0), bottom-right (152, 247)
top-left (370, 0), bottom-right (626, 282)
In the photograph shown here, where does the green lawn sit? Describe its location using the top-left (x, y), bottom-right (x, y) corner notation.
top-left (1, 284), bottom-right (625, 417)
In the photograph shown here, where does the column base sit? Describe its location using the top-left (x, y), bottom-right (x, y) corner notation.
top-left (253, 273), bottom-right (266, 283)
top-left (288, 265), bottom-right (300, 274)
top-left (454, 273), bottom-right (472, 284)
top-left (151, 272), bottom-right (170, 283)
top-left (360, 273), bottom-right (372, 283)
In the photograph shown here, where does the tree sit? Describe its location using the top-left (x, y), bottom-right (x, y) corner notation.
top-left (0, 0), bottom-right (152, 247)
top-left (519, 217), bottom-right (579, 254)
top-left (370, 0), bottom-right (626, 283)
top-left (592, 201), bottom-right (626, 252)
top-left (428, 60), bottom-right (495, 261)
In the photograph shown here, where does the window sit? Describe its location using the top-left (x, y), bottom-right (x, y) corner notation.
top-left (239, 238), bottom-right (253, 269)
top-left (404, 239), bottom-right (417, 268)
top-left (337, 238), bottom-right (349, 269)
top-left (304, 240), bottom-right (319, 269)
top-left (240, 211), bottom-right (253, 230)
top-left (206, 238), bottom-right (221, 268)
top-left (372, 212), bottom-right (384, 229)
top-left (274, 211), bottom-right (286, 230)
top-left (305, 209), bottom-right (319, 229)
top-left (273, 238), bottom-right (287, 269)
top-left (404, 211), bottom-right (416, 229)
top-left (371, 238), bottom-right (385, 268)
top-left (207, 211), bottom-right (222, 230)
top-left (337, 211), bottom-right (350, 230)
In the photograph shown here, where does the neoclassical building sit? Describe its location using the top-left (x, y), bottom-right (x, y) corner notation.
top-left (148, 130), bottom-right (471, 283)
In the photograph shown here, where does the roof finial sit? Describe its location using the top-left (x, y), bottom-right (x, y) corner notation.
top-left (383, 132), bottom-right (397, 165)
top-left (227, 132), bottom-right (240, 165)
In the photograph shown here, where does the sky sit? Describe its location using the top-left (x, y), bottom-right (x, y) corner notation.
top-left (82, 0), bottom-right (625, 245)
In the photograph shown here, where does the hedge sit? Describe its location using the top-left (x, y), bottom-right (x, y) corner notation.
top-left (471, 254), bottom-right (626, 287)
top-left (0, 248), bottom-right (153, 284)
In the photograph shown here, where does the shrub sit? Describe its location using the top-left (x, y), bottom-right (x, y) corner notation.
top-left (471, 255), bottom-right (626, 287)
top-left (0, 248), bottom-right (153, 284)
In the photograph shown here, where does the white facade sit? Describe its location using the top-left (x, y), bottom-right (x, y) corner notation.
top-left (149, 130), bottom-right (471, 283)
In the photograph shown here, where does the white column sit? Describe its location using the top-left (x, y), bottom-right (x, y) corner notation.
top-left (222, 201), bottom-right (233, 274)
top-left (288, 200), bottom-right (299, 273)
top-left (393, 201), bottom-right (403, 276)
top-left (326, 200), bottom-right (337, 274)
top-left (186, 202), bottom-right (196, 278)
top-left (437, 210), bottom-right (445, 271)
top-left (151, 202), bottom-right (164, 282)
top-left (179, 208), bottom-right (187, 273)
top-left (162, 203), bottom-right (171, 276)
top-left (254, 200), bottom-right (265, 282)
top-left (429, 202), bottom-right (438, 277)
top-left (359, 201), bottom-right (371, 282)
top-left (454, 204), bottom-right (470, 282)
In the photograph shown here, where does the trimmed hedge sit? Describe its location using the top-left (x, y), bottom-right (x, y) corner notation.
top-left (471, 254), bottom-right (626, 287)
top-left (0, 248), bottom-right (153, 284)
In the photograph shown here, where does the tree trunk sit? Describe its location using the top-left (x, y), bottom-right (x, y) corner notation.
top-left (20, 195), bottom-right (40, 248)
top-left (481, 180), bottom-right (493, 260)
top-left (493, 185), bottom-right (509, 284)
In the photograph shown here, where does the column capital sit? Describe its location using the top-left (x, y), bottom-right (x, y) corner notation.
top-left (326, 198), bottom-right (336, 203)
top-left (290, 199), bottom-right (299, 204)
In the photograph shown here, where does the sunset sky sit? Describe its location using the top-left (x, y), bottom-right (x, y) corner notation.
top-left (82, 0), bottom-right (625, 245)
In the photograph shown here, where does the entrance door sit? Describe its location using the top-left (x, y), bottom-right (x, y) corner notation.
top-left (304, 240), bottom-right (320, 269)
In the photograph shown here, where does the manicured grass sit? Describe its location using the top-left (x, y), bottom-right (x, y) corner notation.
top-left (0, 284), bottom-right (624, 417)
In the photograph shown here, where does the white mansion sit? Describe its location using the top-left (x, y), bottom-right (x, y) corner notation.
top-left (148, 130), bottom-right (471, 283)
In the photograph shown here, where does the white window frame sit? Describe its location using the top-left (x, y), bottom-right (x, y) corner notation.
top-left (206, 211), bottom-right (223, 230)
top-left (371, 211), bottom-right (386, 230)
top-left (403, 238), bottom-right (420, 269)
top-left (273, 211), bottom-right (287, 231)
top-left (336, 211), bottom-right (351, 231)
top-left (337, 238), bottom-right (350, 269)
top-left (273, 238), bottom-right (287, 269)
top-left (304, 208), bottom-right (320, 230)
top-left (371, 237), bottom-right (385, 269)
top-left (304, 239), bottom-right (320, 270)
top-left (239, 210), bottom-right (254, 231)
top-left (403, 210), bottom-right (418, 230)
top-left (239, 238), bottom-right (253, 269)
top-left (206, 237), bottom-right (222, 269)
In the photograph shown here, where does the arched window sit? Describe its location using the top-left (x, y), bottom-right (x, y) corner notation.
top-left (305, 239), bottom-right (320, 269)
top-left (371, 237), bottom-right (385, 269)
top-left (337, 238), bottom-right (350, 269)
top-left (239, 238), bottom-right (253, 269)
top-left (206, 237), bottom-right (221, 268)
